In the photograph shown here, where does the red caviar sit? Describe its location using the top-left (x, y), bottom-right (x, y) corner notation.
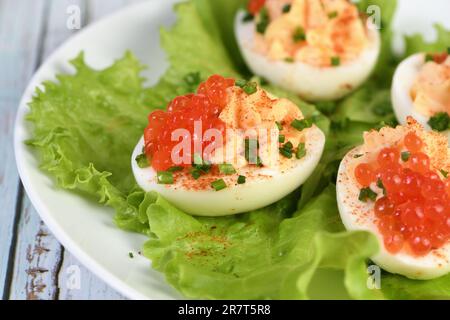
top-left (144, 75), bottom-right (235, 171)
top-left (354, 132), bottom-right (450, 256)
top-left (248, 0), bottom-right (266, 15)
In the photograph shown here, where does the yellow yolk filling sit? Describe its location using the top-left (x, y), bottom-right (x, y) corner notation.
top-left (411, 56), bottom-right (450, 117)
top-left (255, 0), bottom-right (369, 67)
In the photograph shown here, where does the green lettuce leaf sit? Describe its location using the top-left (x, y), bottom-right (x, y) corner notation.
top-left (404, 24), bottom-right (450, 56)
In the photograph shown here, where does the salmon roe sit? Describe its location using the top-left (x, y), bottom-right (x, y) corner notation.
top-left (248, 0), bottom-right (266, 15)
top-left (354, 132), bottom-right (450, 256)
top-left (144, 75), bottom-right (234, 171)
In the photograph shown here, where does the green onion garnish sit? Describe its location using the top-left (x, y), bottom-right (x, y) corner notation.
top-left (283, 141), bottom-right (293, 150)
top-left (279, 147), bottom-right (293, 159)
top-left (425, 53), bottom-right (434, 62)
top-left (401, 151), bottom-right (411, 162)
top-left (245, 138), bottom-right (259, 164)
top-left (296, 143), bottom-right (306, 159)
top-left (291, 118), bottom-right (312, 131)
top-left (278, 134), bottom-right (285, 143)
top-left (157, 171), bottom-right (174, 184)
top-left (242, 12), bottom-right (254, 22)
top-left (284, 57), bottom-right (294, 63)
top-left (353, 154), bottom-right (364, 158)
top-left (256, 7), bottom-right (270, 34)
top-left (243, 81), bottom-right (258, 94)
top-left (428, 112), bottom-right (450, 132)
top-left (276, 121), bottom-right (283, 131)
top-left (184, 72), bottom-right (201, 87)
top-left (237, 175), bottom-right (246, 184)
top-left (328, 11), bottom-right (338, 19)
top-left (235, 79), bottom-right (247, 88)
top-left (377, 178), bottom-right (386, 195)
top-left (358, 187), bottom-right (377, 202)
top-left (211, 179), bottom-right (227, 191)
top-left (218, 163), bottom-right (236, 175)
top-left (292, 26), bottom-right (306, 42)
top-left (282, 4), bottom-right (291, 13)
top-left (441, 169), bottom-right (449, 178)
top-left (167, 166), bottom-right (184, 172)
top-left (129, 252), bottom-right (134, 258)
top-left (190, 168), bottom-right (201, 180)
top-left (331, 56), bottom-right (340, 66)
top-left (135, 153), bottom-right (149, 168)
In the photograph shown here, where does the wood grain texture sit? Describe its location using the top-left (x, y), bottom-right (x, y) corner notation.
top-left (8, 0), bottom-right (86, 300)
top-left (0, 0), bottom-right (48, 299)
top-left (4, 0), bottom-right (146, 300)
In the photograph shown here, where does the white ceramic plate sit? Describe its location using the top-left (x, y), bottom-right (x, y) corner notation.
top-left (14, 0), bottom-right (450, 300)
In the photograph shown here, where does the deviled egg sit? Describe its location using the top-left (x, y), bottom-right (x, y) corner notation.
top-left (337, 117), bottom-right (450, 279)
top-left (392, 51), bottom-right (450, 139)
top-left (235, 0), bottom-right (381, 101)
top-left (132, 75), bottom-right (325, 216)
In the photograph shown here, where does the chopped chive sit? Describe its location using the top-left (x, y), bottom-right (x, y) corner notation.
top-left (167, 166), bottom-right (184, 172)
top-left (135, 153), bottom-right (149, 168)
top-left (237, 175), bottom-right (246, 184)
top-left (242, 11), bottom-right (254, 22)
top-left (157, 171), bottom-right (174, 184)
top-left (184, 72), bottom-right (201, 86)
top-left (428, 112), bottom-right (450, 132)
top-left (192, 153), bottom-right (211, 173)
top-left (282, 4), bottom-right (291, 13)
top-left (425, 53), bottom-right (434, 62)
top-left (283, 141), bottom-right (293, 150)
top-left (129, 252), bottom-right (134, 258)
top-left (328, 11), bottom-right (338, 19)
top-left (291, 118), bottom-right (312, 131)
top-left (377, 178), bottom-right (386, 195)
top-left (211, 179), bottom-right (227, 191)
top-left (279, 147), bottom-right (293, 159)
top-left (276, 121), bottom-right (283, 131)
top-left (296, 143), bottom-right (306, 159)
top-left (235, 79), bottom-right (247, 88)
top-left (190, 168), bottom-right (201, 180)
top-left (292, 26), bottom-right (306, 42)
top-left (401, 151), bottom-right (411, 162)
top-left (284, 57), bottom-right (294, 63)
top-left (243, 81), bottom-right (258, 94)
top-left (256, 156), bottom-right (264, 167)
top-left (353, 154), bottom-right (364, 158)
top-left (331, 56), bottom-right (340, 66)
top-left (256, 7), bottom-right (270, 34)
top-left (218, 163), bottom-right (236, 175)
top-left (278, 134), bottom-right (286, 143)
top-left (358, 187), bottom-right (377, 202)
top-left (441, 169), bottom-right (449, 178)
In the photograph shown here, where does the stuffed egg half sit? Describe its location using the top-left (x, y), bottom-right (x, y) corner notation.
top-left (235, 0), bottom-right (381, 101)
top-left (392, 51), bottom-right (450, 139)
top-left (132, 75), bottom-right (325, 216)
top-left (337, 118), bottom-right (450, 279)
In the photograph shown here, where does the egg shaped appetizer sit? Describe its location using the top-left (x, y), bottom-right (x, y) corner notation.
top-left (235, 0), bottom-right (381, 101)
top-left (337, 118), bottom-right (450, 280)
top-left (392, 51), bottom-right (450, 139)
top-left (132, 75), bottom-right (325, 216)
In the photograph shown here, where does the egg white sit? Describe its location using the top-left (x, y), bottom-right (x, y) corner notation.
top-left (337, 146), bottom-right (450, 280)
top-left (132, 125), bottom-right (325, 216)
top-left (392, 53), bottom-right (450, 140)
top-left (234, 11), bottom-right (381, 101)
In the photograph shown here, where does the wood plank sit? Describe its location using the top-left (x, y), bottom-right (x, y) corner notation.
top-left (53, 0), bottom-right (146, 300)
top-left (8, 0), bottom-right (87, 300)
top-left (0, 0), bottom-right (48, 299)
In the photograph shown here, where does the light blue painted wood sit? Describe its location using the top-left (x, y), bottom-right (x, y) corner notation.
top-left (0, 0), bottom-right (48, 299)
top-left (8, 0), bottom-right (86, 300)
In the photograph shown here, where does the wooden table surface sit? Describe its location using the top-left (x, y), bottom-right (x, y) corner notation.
top-left (0, 0), bottom-right (151, 300)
